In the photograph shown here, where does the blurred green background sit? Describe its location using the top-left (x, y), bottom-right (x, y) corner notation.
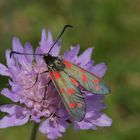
top-left (0, 0), bottom-right (140, 140)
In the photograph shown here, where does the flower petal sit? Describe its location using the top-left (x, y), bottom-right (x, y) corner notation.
top-left (40, 29), bottom-right (61, 56)
top-left (57, 118), bottom-right (68, 133)
top-left (39, 118), bottom-right (68, 140)
top-left (35, 47), bottom-right (44, 64)
top-left (92, 63), bottom-right (107, 78)
top-left (1, 88), bottom-right (20, 102)
top-left (91, 114), bottom-right (112, 127)
top-left (63, 45), bottom-right (80, 61)
top-left (0, 104), bottom-right (28, 115)
top-left (0, 104), bottom-right (19, 115)
top-left (9, 80), bottom-right (23, 93)
top-left (0, 114), bottom-right (29, 128)
top-left (84, 60), bottom-right (94, 72)
top-left (47, 31), bottom-right (54, 46)
top-left (76, 48), bottom-right (93, 66)
top-left (49, 39), bottom-right (61, 56)
top-left (83, 94), bottom-right (106, 121)
top-left (12, 37), bottom-right (24, 52)
top-left (24, 42), bottom-right (34, 63)
top-left (39, 119), bottom-right (49, 134)
top-left (0, 105), bottom-right (30, 128)
top-left (86, 94), bottom-right (105, 110)
top-left (5, 50), bottom-right (16, 68)
top-left (74, 120), bottom-right (94, 130)
top-left (39, 30), bottom-right (53, 53)
top-left (40, 29), bottom-right (47, 43)
top-left (48, 131), bottom-right (62, 140)
top-left (12, 37), bottom-right (30, 68)
top-left (0, 63), bottom-right (10, 76)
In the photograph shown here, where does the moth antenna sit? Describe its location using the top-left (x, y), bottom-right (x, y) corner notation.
top-left (48, 25), bottom-right (73, 54)
top-left (10, 51), bottom-right (44, 58)
top-left (10, 25), bottom-right (73, 58)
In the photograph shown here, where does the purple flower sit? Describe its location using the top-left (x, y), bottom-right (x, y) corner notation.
top-left (0, 29), bottom-right (112, 139)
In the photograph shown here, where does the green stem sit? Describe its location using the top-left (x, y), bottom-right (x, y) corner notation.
top-left (30, 122), bottom-right (39, 140)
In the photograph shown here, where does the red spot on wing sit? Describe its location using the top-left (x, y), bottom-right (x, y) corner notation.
top-left (77, 103), bottom-right (83, 108)
top-left (49, 72), bottom-right (54, 80)
top-left (63, 61), bottom-right (72, 68)
top-left (93, 78), bottom-right (100, 83)
top-left (69, 102), bottom-right (76, 109)
top-left (60, 88), bottom-right (65, 94)
top-left (82, 74), bottom-right (87, 82)
top-left (70, 78), bottom-right (79, 87)
top-left (53, 71), bottom-right (60, 79)
top-left (93, 79), bottom-right (100, 92)
top-left (95, 85), bottom-right (100, 91)
top-left (67, 88), bottom-right (75, 95)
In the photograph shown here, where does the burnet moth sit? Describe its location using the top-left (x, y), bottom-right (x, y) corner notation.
top-left (10, 25), bottom-right (111, 121)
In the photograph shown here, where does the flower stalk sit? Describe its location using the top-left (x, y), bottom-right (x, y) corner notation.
top-left (30, 122), bottom-right (39, 140)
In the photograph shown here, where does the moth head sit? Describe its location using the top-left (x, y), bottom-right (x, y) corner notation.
top-left (43, 54), bottom-right (52, 64)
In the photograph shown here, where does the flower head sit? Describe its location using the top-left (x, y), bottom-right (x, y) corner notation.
top-left (0, 29), bottom-right (112, 139)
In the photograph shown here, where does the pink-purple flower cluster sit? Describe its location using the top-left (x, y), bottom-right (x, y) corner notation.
top-left (0, 29), bottom-right (112, 139)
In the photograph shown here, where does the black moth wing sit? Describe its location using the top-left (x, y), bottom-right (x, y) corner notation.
top-left (63, 60), bottom-right (111, 95)
top-left (49, 69), bottom-right (86, 121)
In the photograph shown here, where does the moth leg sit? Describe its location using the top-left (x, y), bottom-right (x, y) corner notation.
top-left (40, 70), bottom-right (49, 74)
top-left (26, 73), bottom-right (39, 90)
top-left (26, 71), bottom-right (49, 90)
top-left (47, 79), bottom-right (52, 86)
top-left (42, 80), bottom-right (52, 102)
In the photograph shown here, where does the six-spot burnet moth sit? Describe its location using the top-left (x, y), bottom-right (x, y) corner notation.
top-left (10, 25), bottom-right (111, 121)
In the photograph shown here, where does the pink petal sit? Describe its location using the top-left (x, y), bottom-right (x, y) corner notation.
top-left (5, 50), bottom-right (16, 68)
top-left (12, 37), bottom-right (30, 68)
top-left (0, 104), bottom-right (19, 115)
top-left (24, 42), bottom-right (34, 63)
top-left (76, 48), bottom-right (93, 66)
top-left (0, 63), bottom-right (10, 76)
top-left (1, 88), bottom-right (19, 102)
top-left (74, 120), bottom-right (94, 130)
top-left (49, 39), bottom-right (61, 56)
top-left (91, 114), bottom-right (112, 127)
top-left (0, 105), bottom-right (30, 128)
top-left (12, 37), bottom-right (24, 52)
top-left (92, 63), bottom-right (107, 78)
top-left (63, 45), bottom-right (80, 61)
top-left (35, 47), bottom-right (44, 64)
top-left (40, 29), bottom-right (47, 43)
top-left (39, 30), bottom-right (53, 53)
top-left (0, 113), bottom-right (29, 128)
